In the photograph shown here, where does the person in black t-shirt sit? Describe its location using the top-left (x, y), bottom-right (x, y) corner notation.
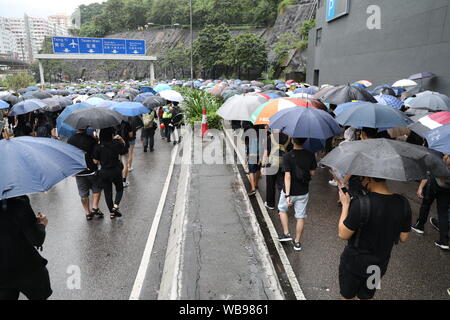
top-left (277, 138), bottom-right (317, 252)
top-left (67, 129), bottom-right (103, 220)
top-left (0, 196), bottom-right (52, 300)
top-left (116, 120), bottom-right (133, 188)
top-left (93, 127), bottom-right (126, 219)
top-left (338, 177), bottom-right (412, 300)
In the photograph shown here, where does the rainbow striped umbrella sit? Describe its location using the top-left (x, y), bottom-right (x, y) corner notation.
top-left (250, 98), bottom-right (324, 125)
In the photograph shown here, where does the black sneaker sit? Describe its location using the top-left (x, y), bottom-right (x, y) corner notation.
top-left (293, 242), bottom-right (302, 251)
top-left (91, 208), bottom-right (104, 219)
top-left (434, 241), bottom-right (449, 250)
top-left (430, 218), bottom-right (440, 232)
top-left (278, 234), bottom-right (292, 242)
top-left (411, 222), bottom-right (424, 234)
top-left (144, 146), bottom-right (148, 153)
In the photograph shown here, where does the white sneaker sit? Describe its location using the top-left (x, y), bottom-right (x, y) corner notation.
top-left (128, 167), bottom-right (134, 172)
top-left (264, 202), bottom-right (275, 210)
top-left (328, 180), bottom-right (338, 187)
top-left (123, 181), bottom-right (130, 188)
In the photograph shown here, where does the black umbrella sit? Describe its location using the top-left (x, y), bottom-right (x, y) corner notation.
top-left (143, 96), bottom-right (165, 109)
top-left (319, 139), bottom-right (449, 181)
top-left (263, 84), bottom-right (277, 91)
top-left (320, 85), bottom-right (377, 105)
top-left (0, 94), bottom-right (18, 105)
top-left (55, 89), bottom-right (70, 96)
top-left (18, 95), bottom-right (35, 102)
top-left (32, 90), bottom-right (52, 100)
top-left (239, 86), bottom-right (255, 93)
top-left (17, 88), bottom-right (28, 94)
top-left (263, 90), bottom-right (288, 97)
top-left (64, 107), bottom-right (125, 129)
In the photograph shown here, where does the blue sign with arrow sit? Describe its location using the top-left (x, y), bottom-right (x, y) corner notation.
top-left (79, 38), bottom-right (103, 54)
top-left (53, 37), bottom-right (80, 53)
top-left (103, 39), bottom-right (127, 54)
top-left (52, 37), bottom-right (146, 55)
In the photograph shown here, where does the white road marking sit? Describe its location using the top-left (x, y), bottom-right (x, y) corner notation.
top-left (129, 144), bottom-right (179, 300)
top-left (224, 128), bottom-right (306, 300)
top-left (158, 130), bottom-right (192, 300)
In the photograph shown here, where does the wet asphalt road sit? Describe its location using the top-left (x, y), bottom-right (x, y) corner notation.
top-left (252, 158), bottom-right (450, 300)
top-left (28, 133), bottom-right (176, 300)
top-left (24, 126), bottom-right (450, 300)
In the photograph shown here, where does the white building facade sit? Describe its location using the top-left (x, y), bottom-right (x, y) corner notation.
top-left (1, 14), bottom-right (70, 62)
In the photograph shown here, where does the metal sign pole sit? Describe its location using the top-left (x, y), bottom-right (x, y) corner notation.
top-left (38, 60), bottom-right (45, 88)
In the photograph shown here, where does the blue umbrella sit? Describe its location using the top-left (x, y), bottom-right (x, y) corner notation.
top-left (26, 86), bottom-right (39, 91)
top-left (109, 102), bottom-right (149, 116)
top-left (392, 87), bottom-right (406, 96)
top-left (334, 101), bottom-right (367, 116)
top-left (425, 124), bottom-right (450, 155)
top-left (375, 94), bottom-right (404, 109)
top-left (294, 87), bottom-right (318, 95)
top-left (97, 100), bottom-right (116, 108)
top-left (276, 84), bottom-right (287, 90)
top-left (22, 91), bottom-right (35, 97)
top-left (351, 83), bottom-right (367, 89)
top-left (85, 97), bottom-right (105, 106)
top-left (56, 102), bottom-right (94, 138)
top-left (336, 102), bottom-right (413, 129)
top-left (304, 138), bottom-right (326, 153)
top-left (9, 99), bottom-right (47, 116)
top-left (194, 81), bottom-right (203, 88)
top-left (0, 100), bottom-right (9, 109)
top-left (154, 84), bottom-right (172, 93)
top-left (134, 92), bottom-right (155, 103)
top-left (269, 107), bottom-right (342, 139)
top-left (140, 86), bottom-right (156, 94)
top-left (0, 137), bottom-right (86, 200)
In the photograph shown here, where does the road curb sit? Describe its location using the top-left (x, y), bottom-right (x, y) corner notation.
top-left (223, 127), bottom-right (306, 300)
top-left (158, 127), bottom-right (192, 300)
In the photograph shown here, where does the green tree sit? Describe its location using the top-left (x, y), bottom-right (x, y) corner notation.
top-left (5, 73), bottom-right (35, 90)
top-left (273, 18), bottom-right (315, 65)
top-left (193, 24), bottom-right (231, 79)
top-left (223, 33), bottom-right (267, 79)
top-left (79, 2), bottom-right (106, 25)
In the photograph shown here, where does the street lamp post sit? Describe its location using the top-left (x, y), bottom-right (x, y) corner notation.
top-left (190, 0), bottom-right (194, 88)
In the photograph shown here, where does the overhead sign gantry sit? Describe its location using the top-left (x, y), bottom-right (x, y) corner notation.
top-left (35, 37), bottom-right (156, 85)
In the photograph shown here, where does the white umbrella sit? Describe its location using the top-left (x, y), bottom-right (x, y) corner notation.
top-left (159, 90), bottom-right (184, 103)
top-left (292, 93), bottom-right (315, 99)
top-left (392, 79), bottom-right (418, 88)
top-left (216, 94), bottom-right (267, 121)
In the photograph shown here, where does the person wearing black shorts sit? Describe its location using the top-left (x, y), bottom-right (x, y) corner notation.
top-left (68, 129), bottom-right (103, 221)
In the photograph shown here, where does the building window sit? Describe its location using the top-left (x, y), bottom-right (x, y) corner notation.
top-left (314, 70), bottom-right (320, 86)
top-left (315, 28), bottom-right (322, 46)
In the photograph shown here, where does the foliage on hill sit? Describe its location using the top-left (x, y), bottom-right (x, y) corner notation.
top-left (77, 0), bottom-right (287, 37)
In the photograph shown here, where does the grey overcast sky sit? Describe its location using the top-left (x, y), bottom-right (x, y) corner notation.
top-left (0, 0), bottom-right (103, 18)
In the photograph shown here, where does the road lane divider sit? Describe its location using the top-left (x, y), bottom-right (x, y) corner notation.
top-left (129, 143), bottom-right (179, 300)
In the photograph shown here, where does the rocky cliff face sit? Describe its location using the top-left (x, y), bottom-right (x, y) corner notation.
top-left (72, 2), bottom-right (315, 80)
